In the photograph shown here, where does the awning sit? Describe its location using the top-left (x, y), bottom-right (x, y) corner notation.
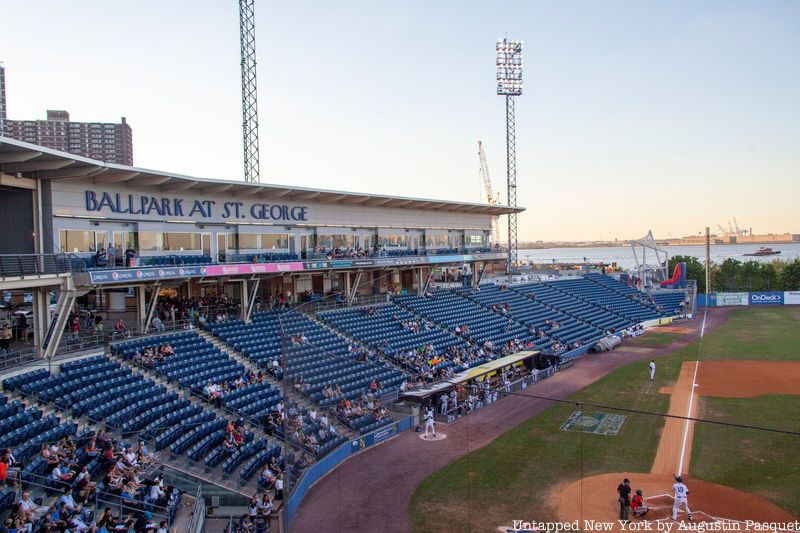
top-left (401, 351), bottom-right (538, 401)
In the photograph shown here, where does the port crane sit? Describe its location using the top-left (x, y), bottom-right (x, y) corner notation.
top-left (478, 140), bottom-right (500, 243)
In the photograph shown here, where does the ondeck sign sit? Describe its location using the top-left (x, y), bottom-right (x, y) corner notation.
top-left (749, 292), bottom-right (784, 305)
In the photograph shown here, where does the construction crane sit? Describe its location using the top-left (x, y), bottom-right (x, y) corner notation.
top-left (478, 140), bottom-right (500, 243)
top-left (716, 224), bottom-right (730, 237)
top-left (239, 0), bottom-right (260, 183)
top-left (733, 218), bottom-right (741, 236)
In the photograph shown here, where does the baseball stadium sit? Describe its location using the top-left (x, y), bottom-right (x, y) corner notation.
top-left (0, 134), bottom-right (797, 533)
top-left (1, 3), bottom-right (799, 533)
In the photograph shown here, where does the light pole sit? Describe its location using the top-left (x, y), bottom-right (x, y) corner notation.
top-left (496, 38), bottom-right (523, 277)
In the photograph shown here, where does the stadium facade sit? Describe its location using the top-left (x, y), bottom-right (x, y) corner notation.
top-left (0, 135), bottom-right (520, 354)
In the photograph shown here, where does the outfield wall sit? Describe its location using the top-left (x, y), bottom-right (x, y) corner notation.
top-left (698, 291), bottom-right (800, 307)
top-left (286, 415), bottom-right (415, 523)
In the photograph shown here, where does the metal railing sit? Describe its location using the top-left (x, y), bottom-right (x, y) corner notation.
top-left (0, 253), bottom-right (78, 278)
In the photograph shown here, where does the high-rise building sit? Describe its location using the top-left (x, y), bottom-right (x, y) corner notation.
top-left (0, 66), bottom-right (134, 165)
top-left (0, 64), bottom-right (7, 136)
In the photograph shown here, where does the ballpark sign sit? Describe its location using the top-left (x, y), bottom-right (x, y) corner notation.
top-left (84, 190), bottom-right (309, 222)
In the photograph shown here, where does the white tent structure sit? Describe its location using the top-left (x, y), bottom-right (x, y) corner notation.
top-left (630, 230), bottom-right (669, 288)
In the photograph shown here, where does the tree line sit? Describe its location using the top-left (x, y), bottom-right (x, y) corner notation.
top-left (668, 256), bottom-right (800, 293)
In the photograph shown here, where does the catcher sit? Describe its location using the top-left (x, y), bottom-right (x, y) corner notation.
top-left (631, 489), bottom-right (650, 518)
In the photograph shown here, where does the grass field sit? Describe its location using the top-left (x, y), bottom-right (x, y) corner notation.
top-left (692, 395), bottom-right (800, 515)
top-left (409, 308), bottom-right (800, 532)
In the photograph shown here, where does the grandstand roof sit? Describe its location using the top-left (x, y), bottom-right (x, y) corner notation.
top-left (0, 136), bottom-right (524, 215)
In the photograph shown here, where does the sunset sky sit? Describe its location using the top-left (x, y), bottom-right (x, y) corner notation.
top-left (2, 0), bottom-right (798, 241)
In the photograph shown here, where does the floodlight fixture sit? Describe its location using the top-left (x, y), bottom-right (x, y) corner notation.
top-left (496, 38), bottom-right (523, 96)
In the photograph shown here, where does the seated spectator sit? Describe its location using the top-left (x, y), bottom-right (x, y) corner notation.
top-left (18, 491), bottom-right (49, 522)
top-left (58, 487), bottom-right (81, 516)
top-left (151, 316), bottom-right (165, 333)
top-left (136, 441), bottom-right (156, 465)
top-left (51, 460), bottom-right (76, 485)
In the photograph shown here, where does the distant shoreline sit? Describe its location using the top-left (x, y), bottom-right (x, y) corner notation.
top-left (518, 241), bottom-right (796, 249)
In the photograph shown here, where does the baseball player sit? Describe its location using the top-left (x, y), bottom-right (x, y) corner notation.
top-left (631, 489), bottom-right (650, 517)
top-left (423, 405), bottom-right (436, 439)
top-left (672, 475), bottom-right (692, 521)
top-left (649, 360), bottom-right (656, 381)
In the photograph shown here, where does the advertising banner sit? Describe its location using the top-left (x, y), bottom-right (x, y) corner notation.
top-left (749, 292), bottom-right (784, 305)
top-left (716, 292), bottom-right (750, 306)
top-left (350, 421), bottom-right (400, 453)
top-left (784, 291), bottom-right (800, 305)
top-left (204, 262), bottom-right (304, 275)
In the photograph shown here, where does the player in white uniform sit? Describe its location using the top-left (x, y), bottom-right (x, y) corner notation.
top-left (649, 360), bottom-right (656, 381)
top-left (423, 406), bottom-right (436, 438)
top-left (672, 475), bottom-right (692, 521)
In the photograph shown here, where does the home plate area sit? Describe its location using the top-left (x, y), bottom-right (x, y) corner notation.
top-left (640, 493), bottom-right (715, 524)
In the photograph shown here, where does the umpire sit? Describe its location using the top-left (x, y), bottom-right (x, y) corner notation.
top-left (617, 478), bottom-right (632, 522)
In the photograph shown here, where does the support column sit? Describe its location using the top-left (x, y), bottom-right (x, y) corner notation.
top-left (348, 270), bottom-right (362, 305)
top-left (240, 279), bottom-right (248, 320)
top-left (475, 263), bottom-right (487, 286)
top-left (143, 283), bottom-right (161, 333)
top-left (421, 268), bottom-right (433, 296)
top-left (243, 278), bottom-right (260, 323)
top-left (344, 271), bottom-right (352, 300)
top-left (136, 285), bottom-right (147, 331)
top-left (31, 288), bottom-right (49, 350)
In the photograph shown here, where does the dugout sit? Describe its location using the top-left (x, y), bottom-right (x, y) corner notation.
top-left (399, 351), bottom-right (537, 407)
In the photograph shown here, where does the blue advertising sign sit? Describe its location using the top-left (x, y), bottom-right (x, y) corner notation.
top-left (88, 266), bottom-right (209, 284)
top-left (349, 421), bottom-right (400, 453)
top-left (749, 292), bottom-right (784, 305)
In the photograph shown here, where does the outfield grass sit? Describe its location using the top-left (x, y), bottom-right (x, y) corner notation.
top-left (692, 395), bottom-right (800, 516)
top-left (410, 308), bottom-right (800, 531)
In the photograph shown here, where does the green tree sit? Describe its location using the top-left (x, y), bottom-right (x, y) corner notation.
top-left (714, 258), bottom-right (741, 292)
top-left (738, 260), bottom-right (763, 291)
top-left (781, 258), bottom-right (800, 290)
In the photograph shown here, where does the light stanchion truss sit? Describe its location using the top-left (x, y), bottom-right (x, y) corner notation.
top-left (239, 0), bottom-right (260, 183)
top-left (496, 38), bottom-right (523, 274)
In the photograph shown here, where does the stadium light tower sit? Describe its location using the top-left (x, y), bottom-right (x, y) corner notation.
top-left (496, 37), bottom-right (523, 276)
top-left (239, 0), bottom-right (260, 183)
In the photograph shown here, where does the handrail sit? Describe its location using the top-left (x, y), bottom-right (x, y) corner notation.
top-left (0, 253), bottom-right (79, 277)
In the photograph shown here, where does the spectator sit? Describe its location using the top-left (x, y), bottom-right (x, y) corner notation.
top-left (114, 319), bottom-right (130, 339)
top-left (0, 324), bottom-right (11, 353)
top-left (18, 491), bottom-right (49, 522)
top-left (94, 247), bottom-right (109, 267)
top-left (124, 245), bottom-right (137, 267)
top-left (151, 316), bottom-right (165, 333)
top-left (107, 242), bottom-right (117, 267)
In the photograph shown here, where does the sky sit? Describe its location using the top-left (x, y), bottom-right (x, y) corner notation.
top-left (1, 1), bottom-right (799, 241)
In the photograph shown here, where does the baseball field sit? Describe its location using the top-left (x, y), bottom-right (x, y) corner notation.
top-left (409, 307), bottom-right (800, 532)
